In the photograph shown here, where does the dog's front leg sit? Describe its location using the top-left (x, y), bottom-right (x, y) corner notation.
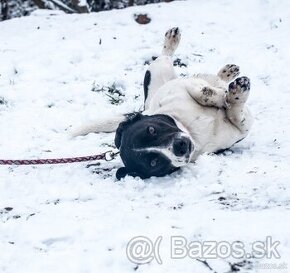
top-left (225, 77), bottom-right (254, 134)
top-left (185, 78), bottom-right (228, 108)
top-left (144, 27), bottom-right (180, 109)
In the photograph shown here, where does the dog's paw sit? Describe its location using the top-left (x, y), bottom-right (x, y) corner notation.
top-left (198, 86), bottom-right (227, 108)
top-left (227, 76), bottom-right (250, 105)
top-left (217, 64), bottom-right (240, 82)
top-left (162, 27), bottom-right (181, 56)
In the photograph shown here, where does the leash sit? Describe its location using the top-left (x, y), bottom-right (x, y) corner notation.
top-left (0, 150), bottom-right (119, 166)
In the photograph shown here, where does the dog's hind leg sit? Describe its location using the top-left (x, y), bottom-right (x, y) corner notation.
top-left (225, 76), bottom-right (254, 134)
top-left (71, 114), bottom-right (126, 137)
top-left (162, 27), bottom-right (181, 56)
top-left (144, 27), bottom-right (181, 109)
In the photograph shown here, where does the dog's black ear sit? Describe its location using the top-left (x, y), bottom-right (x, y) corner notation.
top-left (116, 167), bottom-right (128, 180)
top-left (115, 123), bottom-right (125, 149)
top-left (114, 112), bottom-right (143, 149)
top-left (116, 167), bottom-right (140, 180)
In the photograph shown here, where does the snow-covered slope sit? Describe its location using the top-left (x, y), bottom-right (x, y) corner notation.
top-left (0, 1), bottom-right (289, 272)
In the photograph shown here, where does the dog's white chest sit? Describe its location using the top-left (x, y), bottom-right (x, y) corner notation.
top-left (144, 79), bottom-right (242, 158)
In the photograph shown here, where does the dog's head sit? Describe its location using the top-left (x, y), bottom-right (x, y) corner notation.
top-left (115, 113), bottom-right (194, 179)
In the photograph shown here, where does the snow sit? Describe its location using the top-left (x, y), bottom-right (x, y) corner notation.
top-left (0, 0), bottom-right (290, 272)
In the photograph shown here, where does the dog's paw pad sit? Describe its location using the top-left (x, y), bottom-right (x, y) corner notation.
top-left (162, 27), bottom-right (181, 56)
top-left (218, 64), bottom-right (240, 82)
top-left (229, 76), bottom-right (250, 93)
top-left (227, 76), bottom-right (250, 104)
top-left (165, 27), bottom-right (180, 39)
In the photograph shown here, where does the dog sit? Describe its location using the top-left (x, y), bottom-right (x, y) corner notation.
top-left (74, 27), bottom-right (253, 180)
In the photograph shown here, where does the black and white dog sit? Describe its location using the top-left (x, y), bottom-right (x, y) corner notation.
top-left (74, 28), bottom-right (253, 180)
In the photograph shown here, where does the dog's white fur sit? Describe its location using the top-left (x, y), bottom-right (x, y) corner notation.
top-left (73, 28), bottom-right (253, 162)
top-left (71, 115), bottom-right (125, 137)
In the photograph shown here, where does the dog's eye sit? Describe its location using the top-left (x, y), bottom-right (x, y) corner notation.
top-left (148, 126), bottom-right (156, 135)
top-left (150, 159), bottom-right (158, 167)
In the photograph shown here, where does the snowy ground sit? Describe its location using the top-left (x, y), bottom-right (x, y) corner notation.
top-left (0, 0), bottom-right (290, 272)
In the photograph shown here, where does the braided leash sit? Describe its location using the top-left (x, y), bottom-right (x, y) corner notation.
top-left (0, 151), bottom-right (119, 165)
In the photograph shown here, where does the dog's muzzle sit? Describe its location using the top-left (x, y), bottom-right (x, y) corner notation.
top-left (173, 136), bottom-right (192, 157)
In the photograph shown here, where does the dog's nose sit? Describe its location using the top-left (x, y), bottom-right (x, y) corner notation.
top-left (173, 137), bottom-right (191, 157)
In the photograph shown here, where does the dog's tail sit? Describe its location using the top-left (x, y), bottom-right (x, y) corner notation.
top-left (71, 114), bottom-right (125, 137)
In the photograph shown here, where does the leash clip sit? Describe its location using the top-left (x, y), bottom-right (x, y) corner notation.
top-left (105, 150), bottom-right (119, 161)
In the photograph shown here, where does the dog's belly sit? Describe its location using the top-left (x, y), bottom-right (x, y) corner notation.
top-left (144, 79), bottom-right (244, 159)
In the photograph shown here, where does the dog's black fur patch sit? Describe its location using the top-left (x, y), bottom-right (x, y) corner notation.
top-left (115, 112), bottom-right (143, 149)
top-left (143, 70), bottom-right (151, 101)
top-left (115, 113), bottom-right (181, 179)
